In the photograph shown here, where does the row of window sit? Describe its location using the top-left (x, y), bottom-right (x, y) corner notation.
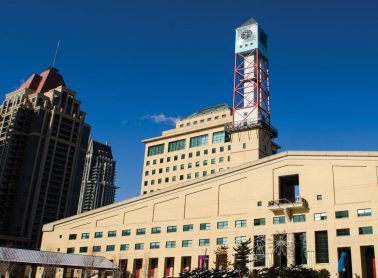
top-left (146, 146), bottom-right (231, 165)
top-left (68, 225), bottom-right (374, 256)
top-left (68, 209), bottom-right (372, 241)
top-left (147, 132), bottom-right (231, 156)
top-left (178, 114), bottom-right (228, 128)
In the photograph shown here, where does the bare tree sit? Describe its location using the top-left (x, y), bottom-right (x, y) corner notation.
top-left (39, 251), bottom-right (64, 278)
top-left (0, 247), bottom-right (17, 278)
top-left (82, 251), bottom-right (98, 278)
top-left (112, 253), bottom-right (129, 278)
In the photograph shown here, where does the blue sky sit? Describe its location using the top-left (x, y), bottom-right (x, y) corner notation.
top-left (1, 0), bottom-right (377, 201)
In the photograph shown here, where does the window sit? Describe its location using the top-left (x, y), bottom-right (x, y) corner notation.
top-left (173, 166), bottom-right (177, 171)
top-left (144, 171), bottom-right (149, 176)
top-left (357, 208), bottom-right (372, 217)
top-left (212, 131), bottom-right (225, 143)
top-left (196, 151), bottom-right (200, 156)
top-left (189, 152), bottom-right (193, 158)
top-left (183, 224), bottom-right (193, 232)
top-left (314, 213), bottom-right (327, 221)
top-left (93, 246), bottom-right (101, 252)
top-left (79, 247), bottom-right (88, 253)
top-left (254, 235), bottom-right (266, 267)
top-left (242, 143), bottom-right (247, 149)
top-left (148, 144), bottom-right (164, 156)
top-left (120, 244), bottom-right (129, 251)
top-left (199, 239), bottom-right (210, 246)
top-left (257, 201), bottom-right (262, 207)
top-left (315, 231), bottom-right (329, 263)
top-left (235, 236), bottom-right (247, 244)
top-left (180, 175), bottom-right (184, 180)
top-left (335, 210), bottom-right (349, 219)
top-left (293, 215), bottom-right (306, 223)
top-left (190, 134), bottom-right (208, 148)
top-left (195, 172), bottom-right (199, 178)
top-left (200, 223), bottom-right (211, 230)
top-left (180, 164), bottom-right (184, 170)
top-left (220, 146), bottom-right (224, 152)
top-left (81, 233), bottom-right (89, 239)
top-left (153, 159), bottom-right (157, 165)
top-left (160, 158), bottom-right (163, 163)
top-left (151, 180), bottom-right (155, 185)
top-left (317, 195), bottom-right (322, 200)
top-left (182, 240), bottom-right (193, 247)
top-left (172, 176), bottom-right (176, 182)
top-left (359, 226), bottom-right (373, 235)
top-left (159, 168), bottom-right (163, 174)
top-left (187, 173), bottom-right (191, 179)
top-left (151, 227), bottom-right (161, 234)
top-left (152, 170), bottom-right (156, 175)
top-left (69, 234), bottom-right (77, 240)
top-left (336, 228), bottom-right (350, 236)
top-left (146, 161), bottom-right (150, 166)
top-left (166, 167), bottom-right (170, 172)
top-left (254, 218), bottom-right (266, 226)
top-left (204, 149), bottom-right (208, 155)
top-left (217, 221), bottom-right (228, 229)
top-left (168, 139), bottom-right (186, 152)
top-left (166, 241), bottom-right (176, 248)
top-left (195, 161), bottom-right (200, 167)
top-left (135, 243), bottom-right (144, 250)
top-left (94, 232), bottom-right (102, 238)
top-left (136, 228), bottom-right (146, 235)
top-left (211, 169), bottom-right (215, 174)
top-left (219, 157), bottom-right (224, 163)
top-left (211, 158), bottom-right (215, 164)
top-left (108, 231), bottom-right (116, 237)
top-left (174, 155), bottom-right (178, 161)
top-left (188, 163), bottom-right (192, 168)
top-left (212, 148), bottom-right (216, 154)
top-left (167, 157), bottom-right (171, 162)
top-left (235, 220), bottom-right (247, 228)
top-left (106, 245), bottom-right (115, 252)
top-left (167, 226), bottom-right (177, 233)
top-left (165, 177), bottom-right (169, 183)
top-left (203, 160), bottom-right (207, 166)
top-left (217, 237), bottom-right (228, 245)
top-left (150, 242), bottom-right (160, 249)
top-left (203, 171), bottom-right (207, 176)
top-left (144, 181), bottom-right (148, 186)
top-left (66, 247), bottom-right (75, 254)
top-left (273, 216), bottom-right (285, 224)
top-left (181, 154), bottom-right (185, 159)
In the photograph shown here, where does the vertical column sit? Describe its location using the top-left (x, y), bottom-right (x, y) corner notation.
top-left (287, 233), bottom-right (295, 267)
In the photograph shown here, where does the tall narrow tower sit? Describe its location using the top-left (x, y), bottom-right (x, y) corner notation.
top-left (226, 18), bottom-right (278, 162)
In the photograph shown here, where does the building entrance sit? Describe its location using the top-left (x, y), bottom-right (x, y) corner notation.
top-left (337, 247), bottom-right (352, 278)
top-left (361, 246), bottom-right (376, 278)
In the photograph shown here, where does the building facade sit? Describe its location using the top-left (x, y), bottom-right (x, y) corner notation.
top-left (141, 104), bottom-right (279, 195)
top-left (0, 68), bottom-right (90, 249)
top-left (41, 151), bottom-right (378, 278)
top-left (77, 138), bottom-right (117, 214)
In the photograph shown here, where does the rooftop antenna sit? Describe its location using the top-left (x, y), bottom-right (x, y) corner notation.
top-left (52, 40), bottom-right (61, 68)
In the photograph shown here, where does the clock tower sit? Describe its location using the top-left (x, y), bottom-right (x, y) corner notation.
top-left (226, 18), bottom-right (279, 162)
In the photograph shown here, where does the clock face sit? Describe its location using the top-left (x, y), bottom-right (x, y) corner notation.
top-left (241, 30), bottom-right (253, 40)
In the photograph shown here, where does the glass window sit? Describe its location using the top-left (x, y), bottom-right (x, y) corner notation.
top-left (168, 139), bottom-right (186, 152)
top-left (150, 242), bottom-right (160, 249)
top-left (254, 218), bottom-right (266, 226)
top-left (220, 146), bottom-right (224, 152)
top-left (160, 158), bottom-right (163, 163)
top-left (172, 176), bottom-right (176, 181)
top-left (173, 166), bottom-right (177, 171)
top-left (203, 160), bottom-right (207, 166)
top-left (81, 233), bottom-right (89, 239)
top-left (200, 223), bottom-right (211, 230)
top-left (187, 173), bottom-right (191, 179)
top-left (166, 241), bottom-right (176, 248)
top-left (152, 170), bottom-right (156, 175)
top-left (315, 231), bottom-right (329, 263)
top-left (183, 224), bottom-right (193, 232)
top-left (182, 240), bottom-right (193, 247)
top-left (166, 167), bottom-right (170, 172)
top-left (181, 154), bottom-right (185, 159)
top-left (195, 172), bottom-right (199, 178)
top-left (79, 247), bottom-right (88, 253)
top-left (196, 151), bottom-right (201, 156)
top-left (235, 220), bottom-right (247, 228)
top-left (135, 243), bottom-right (144, 250)
top-left (151, 227), bottom-right (161, 234)
top-left (254, 235), bottom-right (266, 267)
top-left (212, 148), bottom-right (216, 154)
top-left (94, 232), bottom-right (103, 238)
top-left (257, 201), bottom-right (262, 207)
top-left (188, 163), bottom-right (192, 168)
top-left (204, 149), bottom-right (208, 155)
top-left (66, 247), bottom-right (75, 254)
top-left (217, 237), bottom-right (228, 245)
top-left (293, 215), bottom-right (306, 223)
top-left (199, 239), bottom-right (210, 246)
top-left (180, 175), bottom-right (184, 180)
top-left (120, 244), bottom-right (129, 251)
top-left (93, 246), bottom-right (101, 252)
top-left (106, 245), bottom-right (115, 252)
top-left (235, 236), bottom-right (247, 244)
top-left (317, 195), bottom-right (322, 200)
top-left (211, 169), bottom-right (215, 174)
top-left (144, 171), bottom-right (149, 176)
top-left (69, 234), bottom-right (77, 240)
top-left (167, 226), bottom-right (177, 233)
top-left (189, 152), bottom-right (193, 158)
top-left (212, 131), bottom-right (225, 143)
top-left (203, 171), bottom-right (207, 176)
top-left (148, 144), bottom-right (164, 156)
top-left (217, 221), bottom-right (228, 229)
top-left (136, 228), bottom-right (146, 235)
top-left (180, 164), bottom-right (184, 170)
top-left (357, 208), bottom-right (372, 217)
top-left (211, 158), bottom-right (215, 164)
top-left (314, 213), bottom-right (327, 221)
top-left (190, 134), bottom-right (208, 148)
top-left (219, 157), bottom-right (224, 163)
top-left (336, 228), bottom-right (350, 236)
top-left (273, 216), bottom-right (285, 224)
top-left (335, 210), bottom-right (349, 219)
top-left (359, 226), bottom-right (373, 235)
top-left (146, 161), bottom-right (150, 166)
top-left (195, 161), bottom-right (200, 167)
top-left (108, 231), bottom-right (116, 237)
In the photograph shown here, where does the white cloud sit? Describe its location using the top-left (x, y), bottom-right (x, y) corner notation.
top-left (142, 114), bottom-right (180, 126)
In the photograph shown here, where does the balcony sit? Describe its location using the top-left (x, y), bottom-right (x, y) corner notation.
top-left (268, 197), bottom-right (308, 212)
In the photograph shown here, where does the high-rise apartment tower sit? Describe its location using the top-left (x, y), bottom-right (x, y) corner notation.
top-left (77, 138), bottom-right (117, 214)
top-left (140, 18), bottom-right (279, 194)
top-left (0, 68), bottom-right (90, 249)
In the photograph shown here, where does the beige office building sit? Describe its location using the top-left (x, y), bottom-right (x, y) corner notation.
top-left (141, 104), bottom-right (279, 195)
top-left (41, 151), bottom-right (378, 278)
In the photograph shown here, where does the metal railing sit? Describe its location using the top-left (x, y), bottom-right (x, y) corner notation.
top-left (225, 118), bottom-right (278, 137)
